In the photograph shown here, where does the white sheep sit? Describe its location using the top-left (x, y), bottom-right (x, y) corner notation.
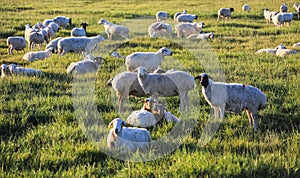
top-left (263, 9), bottom-right (278, 24)
top-left (66, 55), bottom-right (104, 74)
top-left (137, 67), bottom-right (195, 112)
top-left (293, 4), bottom-right (300, 19)
top-left (8, 64), bottom-right (42, 76)
top-left (125, 47), bottom-right (172, 72)
top-left (107, 118), bottom-right (152, 153)
top-left (98, 18), bottom-right (130, 40)
top-left (255, 44), bottom-right (286, 54)
top-left (217, 7), bottom-right (234, 21)
top-left (148, 22), bottom-right (173, 38)
top-left (6, 36), bottom-right (26, 55)
top-left (275, 46), bottom-right (298, 57)
top-left (126, 110), bottom-right (157, 128)
top-left (22, 47), bottom-right (53, 62)
top-left (242, 4), bottom-right (250, 12)
top-left (57, 35), bottom-right (105, 56)
top-left (281, 13), bottom-right (293, 27)
top-left (156, 11), bottom-right (168, 21)
top-left (176, 14), bottom-right (198, 23)
top-left (175, 22), bottom-right (205, 38)
top-left (48, 22), bottom-right (59, 33)
top-left (292, 42), bottom-right (300, 48)
top-left (272, 13), bottom-right (284, 28)
top-left (53, 16), bottom-right (72, 29)
top-left (46, 37), bottom-right (62, 54)
top-left (1, 64), bottom-right (11, 78)
top-left (280, 4), bottom-right (288, 13)
top-left (173, 9), bottom-right (187, 24)
top-left (186, 32), bottom-right (214, 40)
top-left (43, 19), bottom-right (54, 26)
top-left (194, 73), bottom-right (266, 131)
top-left (71, 22), bottom-right (88, 37)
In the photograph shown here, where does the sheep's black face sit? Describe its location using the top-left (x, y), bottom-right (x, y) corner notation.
top-left (195, 73), bottom-right (209, 88)
top-left (230, 8), bottom-right (234, 12)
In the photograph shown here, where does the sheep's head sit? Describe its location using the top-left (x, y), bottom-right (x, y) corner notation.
top-left (195, 73), bottom-right (209, 88)
top-left (108, 118), bottom-right (128, 135)
top-left (136, 67), bottom-right (148, 78)
top-left (197, 22), bottom-right (205, 28)
top-left (159, 47), bottom-right (172, 56)
top-left (98, 18), bottom-right (108, 25)
top-left (275, 44), bottom-right (286, 50)
top-left (1, 64), bottom-right (11, 76)
top-left (230, 8), bottom-right (234, 12)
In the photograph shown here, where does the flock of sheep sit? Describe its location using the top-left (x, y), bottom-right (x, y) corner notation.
top-left (1, 3), bottom-right (300, 154)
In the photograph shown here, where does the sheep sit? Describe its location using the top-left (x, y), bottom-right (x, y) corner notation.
top-left (71, 22), bottom-right (88, 37)
top-left (22, 47), bottom-right (53, 62)
top-left (1, 64), bottom-right (11, 78)
top-left (255, 44), bottom-right (286, 54)
top-left (156, 11), bottom-right (168, 21)
top-left (137, 67), bottom-right (195, 112)
top-left (173, 9), bottom-right (187, 24)
top-left (175, 22), bottom-right (205, 38)
top-left (263, 9), bottom-right (278, 24)
top-left (6, 36), bottom-right (26, 55)
top-left (107, 118), bottom-right (152, 153)
top-left (8, 64), bottom-right (42, 76)
top-left (242, 4), bottom-right (250, 12)
top-left (57, 35), bottom-right (105, 56)
top-left (272, 13), bottom-right (284, 27)
top-left (186, 32), bottom-right (214, 40)
top-left (126, 109), bottom-right (157, 128)
top-left (280, 4), bottom-right (288, 13)
top-left (281, 13), bottom-right (293, 27)
top-left (98, 18), bottom-right (130, 40)
top-left (148, 22), bottom-right (173, 38)
top-left (275, 46), bottom-right (298, 57)
top-left (46, 37), bottom-right (62, 54)
top-left (48, 22), bottom-right (59, 33)
top-left (194, 73), bottom-right (266, 131)
top-left (176, 14), bottom-right (198, 23)
top-left (293, 4), bottom-right (300, 19)
top-left (53, 16), bottom-right (72, 29)
top-left (27, 31), bottom-right (45, 50)
top-left (43, 19), bottom-right (54, 26)
top-left (292, 42), bottom-right (300, 48)
top-left (125, 47), bottom-right (172, 72)
top-left (217, 7), bottom-right (234, 21)
top-left (66, 55), bottom-right (104, 74)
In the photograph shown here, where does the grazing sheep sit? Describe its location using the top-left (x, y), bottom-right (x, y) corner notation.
top-left (53, 16), bottom-right (72, 29)
top-left (48, 22), bottom-right (59, 33)
top-left (156, 11), bottom-right (168, 21)
top-left (22, 47), bottom-right (53, 62)
top-left (280, 4), bottom-right (288, 13)
top-left (281, 13), bottom-right (293, 27)
top-left (255, 44), bottom-right (286, 54)
top-left (186, 32), bottom-right (214, 40)
top-left (46, 37), bottom-right (62, 54)
top-left (194, 73), bottom-right (266, 131)
top-left (148, 22), bottom-right (173, 38)
top-left (173, 9), bottom-right (187, 24)
top-left (217, 7), bottom-right (234, 21)
top-left (71, 22), bottom-right (88, 37)
top-left (1, 64), bottom-right (11, 78)
top-left (292, 42), bottom-right (300, 48)
top-left (272, 13), bottom-right (284, 27)
top-left (293, 4), bottom-right (300, 19)
top-left (175, 22), bottom-right (205, 38)
top-left (6, 36), bottom-right (26, 55)
top-left (66, 55), bottom-right (104, 74)
top-left (8, 64), bottom-right (42, 76)
top-left (263, 9), bottom-right (278, 24)
top-left (176, 14), bottom-right (198, 23)
top-left (107, 118), bottom-right (151, 153)
top-left (125, 47), bottom-right (172, 72)
top-left (98, 18), bottom-right (130, 40)
top-left (137, 67), bottom-right (195, 112)
top-left (57, 35), bottom-right (105, 56)
top-left (242, 4), bottom-right (250, 12)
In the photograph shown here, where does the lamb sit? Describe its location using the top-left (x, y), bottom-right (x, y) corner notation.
top-left (175, 22), bottom-right (205, 38)
top-left (46, 37), bottom-right (62, 54)
top-left (281, 13), bottom-right (293, 27)
top-left (263, 9), bottom-right (278, 24)
top-left (71, 22), bottom-right (88, 37)
top-left (1, 64), bottom-right (11, 78)
top-left (173, 9), bottom-right (187, 24)
top-left (137, 67), bottom-right (195, 112)
top-left (242, 4), bottom-right (250, 12)
top-left (293, 4), bottom-right (300, 19)
top-left (176, 14), bottom-right (198, 23)
top-left (57, 35), bottom-right (105, 56)
top-left (98, 18), bottom-right (130, 40)
top-left (272, 13), bottom-right (284, 27)
top-left (107, 118), bottom-right (151, 153)
top-left (280, 4), bottom-right (288, 13)
top-left (8, 64), bottom-right (42, 76)
top-left (156, 11), bottom-right (168, 21)
top-left (217, 7), bottom-right (234, 21)
top-left (22, 47), bottom-right (53, 62)
top-left (66, 55), bottom-right (104, 74)
top-left (194, 73), bottom-right (266, 131)
top-left (255, 44), bottom-right (286, 54)
top-left (186, 32), bottom-right (214, 40)
top-left (148, 22), bottom-right (173, 38)
top-left (53, 16), bottom-right (72, 29)
top-left (125, 47), bottom-right (172, 72)
top-left (6, 36), bottom-right (26, 55)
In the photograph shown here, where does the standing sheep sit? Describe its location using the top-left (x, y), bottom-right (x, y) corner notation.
top-left (125, 47), bottom-right (172, 72)
top-left (66, 55), bottom-right (104, 74)
top-left (176, 14), bottom-right (198, 23)
top-left (281, 13), bottom-right (293, 27)
top-left (6, 36), bottom-right (26, 55)
top-left (156, 11), bottom-right (168, 21)
top-left (175, 22), bottom-right (205, 38)
top-left (263, 9), bottom-right (278, 24)
top-left (71, 22), bottom-right (88, 37)
top-left (194, 73), bottom-right (266, 131)
top-left (22, 47), bottom-right (53, 62)
top-left (272, 13), bottom-right (284, 28)
top-left (46, 37), bottom-right (62, 54)
top-left (293, 4), bottom-right (300, 19)
top-left (217, 7), bottom-right (234, 21)
top-left (148, 22), bottom-right (173, 38)
top-left (98, 18), bottom-right (130, 40)
top-left (242, 4), bottom-right (250, 12)
top-left (53, 16), bottom-right (72, 29)
top-left (173, 9), bottom-right (187, 24)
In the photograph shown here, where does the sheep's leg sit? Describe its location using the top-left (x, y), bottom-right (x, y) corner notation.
top-left (246, 109), bottom-right (253, 126)
top-left (118, 95), bottom-right (124, 113)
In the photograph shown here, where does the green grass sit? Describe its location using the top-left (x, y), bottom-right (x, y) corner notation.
top-left (0, 0), bottom-right (300, 177)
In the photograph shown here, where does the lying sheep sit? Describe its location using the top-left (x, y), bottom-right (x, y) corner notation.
top-left (176, 14), bottom-right (198, 23)
top-left (66, 55), bottom-right (104, 74)
top-left (293, 4), bottom-right (300, 19)
top-left (175, 22), bottom-right (205, 38)
top-left (1, 64), bottom-right (11, 78)
top-left (98, 18), bottom-right (130, 40)
top-left (263, 9), bottom-right (278, 24)
top-left (57, 35), bottom-right (105, 56)
top-left (125, 47), bottom-right (172, 72)
top-left (46, 37), bottom-right (62, 54)
top-left (137, 67), bottom-right (195, 112)
top-left (53, 16), bottom-right (72, 29)
top-left (71, 22), bottom-right (88, 37)
top-left (186, 32), bottom-right (214, 40)
top-left (280, 4), bottom-right (288, 13)
top-left (156, 11), bottom-right (168, 21)
top-left (194, 73), bottom-right (266, 131)
top-left (276, 46), bottom-right (298, 57)
top-left (22, 47), bottom-right (53, 62)
top-left (148, 22), bottom-right (173, 38)
top-left (7, 36), bottom-right (26, 55)
top-left (107, 118), bottom-right (151, 153)
top-left (173, 9), bottom-right (187, 24)
top-left (8, 64), bottom-right (42, 76)
top-left (242, 4), bottom-right (250, 12)
top-left (217, 7), bottom-right (234, 21)
top-left (255, 44), bottom-right (286, 54)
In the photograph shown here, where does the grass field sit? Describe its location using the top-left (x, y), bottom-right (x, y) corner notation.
top-left (0, 0), bottom-right (299, 177)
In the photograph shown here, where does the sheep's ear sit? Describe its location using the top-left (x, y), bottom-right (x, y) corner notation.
top-left (194, 75), bottom-right (202, 80)
top-left (108, 120), bottom-right (115, 128)
top-left (122, 121), bottom-right (128, 127)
